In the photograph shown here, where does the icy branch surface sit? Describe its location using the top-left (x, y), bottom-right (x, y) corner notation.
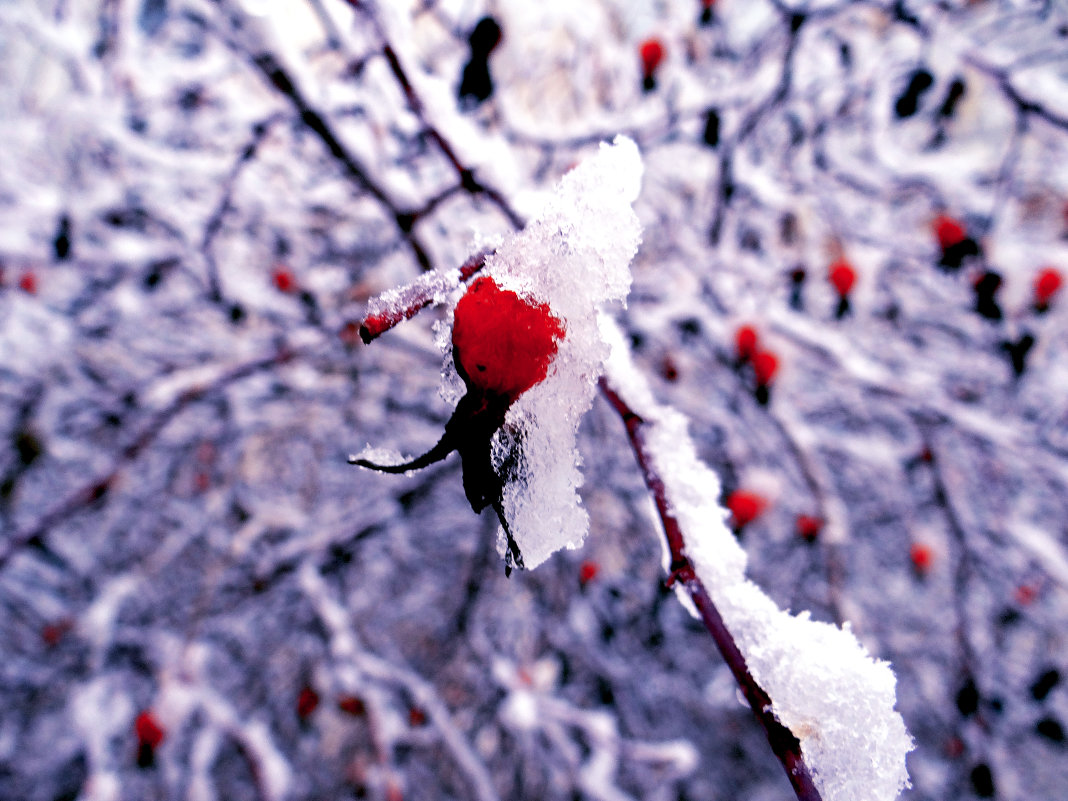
top-left (603, 317), bottom-right (913, 801)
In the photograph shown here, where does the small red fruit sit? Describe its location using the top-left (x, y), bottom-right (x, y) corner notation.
top-left (354, 276), bottom-right (565, 571)
top-left (408, 706), bottom-right (427, 727)
top-left (272, 267), bottom-right (296, 293)
top-left (1033, 267), bottom-right (1063, 311)
top-left (41, 620), bottom-right (72, 647)
top-left (944, 736), bottom-right (965, 759)
top-left (910, 543), bottom-right (933, 573)
top-left (18, 272), bottom-right (37, 294)
top-left (639, 38), bottom-right (665, 79)
top-left (338, 695), bottom-right (366, 716)
top-left (727, 490), bottom-right (767, 530)
top-left (735, 325), bottom-right (759, 361)
top-left (578, 560), bottom-right (599, 586)
top-left (135, 711), bottom-right (166, 750)
top-left (1014, 583), bottom-right (1038, 606)
top-left (297, 686), bottom-right (319, 720)
top-left (451, 277), bottom-right (565, 402)
top-left (796, 515), bottom-right (823, 542)
top-left (828, 260), bottom-right (856, 297)
top-left (752, 350), bottom-right (779, 387)
top-left (661, 356), bottom-right (679, 382)
top-left (339, 320), bottom-right (363, 347)
top-left (933, 215), bottom-right (966, 249)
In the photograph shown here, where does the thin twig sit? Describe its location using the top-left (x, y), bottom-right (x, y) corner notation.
top-left (346, 0), bottom-right (526, 230)
top-left (357, 248), bottom-right (489, 343)
top-left (0, 352), bottom-right (284, 572)
top-left (599, 378), bottom-right (823, 801)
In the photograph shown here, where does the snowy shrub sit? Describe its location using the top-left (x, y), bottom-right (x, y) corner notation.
top-left (2, 2), bottom-right (1067, 801)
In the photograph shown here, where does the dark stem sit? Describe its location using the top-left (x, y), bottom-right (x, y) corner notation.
top-left (599, 378), bottom-right (824, 801)
top-left (349, 430), bottom-right (456, 474)
top-left (492, 499), bottom-right (525, 576)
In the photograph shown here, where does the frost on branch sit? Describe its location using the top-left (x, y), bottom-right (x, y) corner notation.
top-left (602, 318), bottom-right (913, 801)
top-left (355, 136), bottom-right (642, 569)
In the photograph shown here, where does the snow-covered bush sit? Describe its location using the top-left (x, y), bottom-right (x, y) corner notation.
top-left (2, 1), bottom-right (1067, 800)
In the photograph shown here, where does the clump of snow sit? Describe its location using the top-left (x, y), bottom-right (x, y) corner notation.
top-left (601, 316), bottom-right (913, 801)
top-left (471, 135), bottom-right (643, 567)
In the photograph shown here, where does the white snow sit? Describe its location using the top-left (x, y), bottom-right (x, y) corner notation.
top-left (601, 316), bottom-right (913, 801)
top-left (366, 137), bottom-right (643, 567)
top-left (474, 135), bottom-right (643, 567)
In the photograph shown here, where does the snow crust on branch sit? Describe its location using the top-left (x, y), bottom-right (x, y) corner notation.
top-left (601, 317), bottom-right (913, 801)
top-left (473, 136), bottom-right (642, 567)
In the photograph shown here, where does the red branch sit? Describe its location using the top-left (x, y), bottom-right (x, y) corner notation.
top-left (598, 378), bottom-right (824, 801)
top-left (357, 249), bottom-right (489, 344)
top-left (353, 259), bottom-right (824, 801)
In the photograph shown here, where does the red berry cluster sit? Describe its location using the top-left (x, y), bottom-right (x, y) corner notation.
top-left (929, 213), bottom-right (1063, 376)
top-left (734, 324), bottom-right (779, 405)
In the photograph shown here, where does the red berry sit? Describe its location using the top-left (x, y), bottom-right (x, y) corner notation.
top-left (18, 272), bottom-right (37, 294)
top-left (578, 560), bottom-right (599, 586)
top-left (828, 260), bottom-right (856, 297)
top-left (796, 515), bottom-right (823, 542)
top-left (910, 543), bottom-right (933, 573)
top-left (639, 38), bottom-right (665, 79)
top-left (195, 442), bottom-right (215, 463)
top-left (933, 215), bottom-right (966, 250)
top-left (297, 686), bottom-right (319, 720)
top-left (752, 350), bottom-right (779, 387)
top-left (41, 620), bottom-right (71, 647)
top-left (135, 711), bottom-right (166, 749)
top-left (661, 356), bottom-right (679, 382)
top-left (735, 325), bottom-right (759, 361)
top-left (408, 706), bottom-right (427, 727)
top-left (1033, 267), bottom-right (1063, 309)
top-left (338, 695), bottom-right (366, 716)
top-left (451, 277), bottom-right (565, 402)
top-left (272, 267), bottom-right (295, 293)
top-left (1014, 583), bottom-right (1038, 606)
top-left (726, 490), bottom-right (767, 529)
top-left (339, 320), bottom-right (363, 347)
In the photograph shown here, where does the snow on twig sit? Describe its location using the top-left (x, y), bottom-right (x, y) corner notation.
top-left (357, 249), bottom-right (491, 344)
top-left (599, 315), bottom-right (913, 801)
